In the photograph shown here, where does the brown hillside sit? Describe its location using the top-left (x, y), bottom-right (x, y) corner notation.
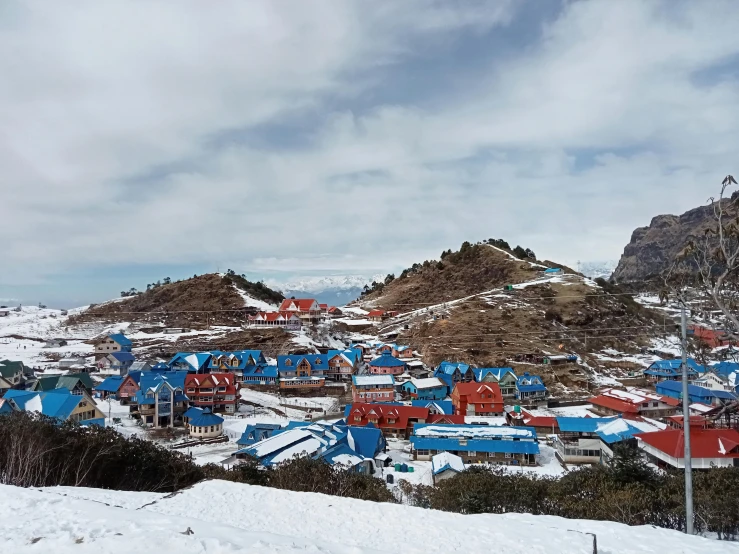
top-left (69, 273), bottom-right (274, 327)
top-left (362, 244), bottom-right (543, 311)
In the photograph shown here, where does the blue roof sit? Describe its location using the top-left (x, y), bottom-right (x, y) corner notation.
top-left (435, 361), bottom-right (471, 375)
top-left (712, 361), bottom-right (739, 376)
top-left (183, 406), bottom-right (204, 419)
top-left (237, 423), bottom-right (283, 445)
top-left (242, 365), bottom-right (279, 378)
top-left (138, 371), bottom-right (187, 394)
top-left (555, 417), bottom-right (617, 433)
top-left (127, 370), bottom-right (144, 384)
top-left (327, 349), bottom-right (362, 364)
top-left (368, 354), bottom-right (406, 368)
top-left (411, 437), bottom-right (540, 455)
top-left (151, 362), bottom-right (170, 372)
top-left (411, 400), bottom-right (454, 414)
top-left (656, 380), bottom-right (737, 400)
top-left (110, 351), bottom-right (135, 362)
top-left (516, 373), bottom-right (547, 392)
top-left (473, 367), bottom-right (515, 381)
top-left (188, 408), bottom-right (224, 427)
top-left (646, 358), bottom-right (704, 375)
top-left (319, 442), bottom-right (365, 467)
top-left (95, 375), bottom-right (125, 393)
top-left (108, 333), bottom-right (132, 347)
top-left (347, 425), bottom-right (385, 458)
top-left (0, 401), bottom-right (13, 414)
top-left (544, 268), bottom-right (561, 273)
top-left (3, 389), bottom-right (83, 420)
top-left (277, 354), bottom-right (329, 372)
top-left (167, 352), bottom-right (212, 371)
top-left (595, 420), bottom-right (646, 444)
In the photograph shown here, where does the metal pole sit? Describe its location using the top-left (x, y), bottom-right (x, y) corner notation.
top-left (680, 303), bottom-right (694, 535)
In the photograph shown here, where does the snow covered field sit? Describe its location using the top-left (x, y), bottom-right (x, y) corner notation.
top-left (4, 480), bottom-right (735, 553)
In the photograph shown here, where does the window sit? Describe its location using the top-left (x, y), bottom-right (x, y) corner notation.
top-left (504, 453), bottom-right (512, 459)
top-left (468, 451), bottom-right (476, 456)
top-left (354, 415), bottom-right (361, 422)
top-left (415, 449), bottom-right (429, 456)
top-left (487, 452), bottom-right (496, 458)
top-left (387, 418), bottom-right (396, 424)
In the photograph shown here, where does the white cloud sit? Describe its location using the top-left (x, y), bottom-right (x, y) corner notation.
top-left (1, 0), bottom-right (739, 291)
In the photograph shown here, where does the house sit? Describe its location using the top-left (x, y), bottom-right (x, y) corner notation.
top-left (411, 400), bottom-right (455, 415)
top-left (401, 377), bottom-right (447, 401)
top-left (237, 423), bottom-right (284, 446)
top-left (58, 357), bottom-right (91, 371)
top-left (251, 311), bottom-right (302, 329)
top-left (515, 373), bottom-right (548, 403)
top-left (392, 345), bottom-right (413, 358)
top-left (44, 339), bottom-right (68, 348)
top-left (235, 422), bottom-right (382, 473)
top-left (128, 361), bottom-right (153, 373)
top-left (695, 363), bottom-right (739, 393)
top-left (367, 309), bottom-right (387, 323)
top-left (544, 267), bottom-right (562, 274)
top-left (410, 423), bottom-right (539, 466)
top-left (553, 417), bottom-right (619, 465)
top-left (473, 367), bottom-right (517, 397)
top-left (596, 417), bottom-right (663, 464)
top-left (185, 408), bottom-right (224, 438)
top-left (93, 333), bottom-right (132, 356)
top-left (327, 306), bottom-right (343, 317)
top-left (505, 406), bottom-right (559, 437)
top-left (431, 452), bottom-right (465, 483)
top-left (277, 354), bottom-right (328, 389)
top-left (168, 352), bottom-right (212, 372)
top-left (33, 373), bottom-right (95, 396)
top-left (97, 351), bottom-right (136, 375)
top-left (589, 387), bottom-right (679, 419)
top-left (451, 382), bottom-right (504, 416)
top-left (117, 371), bottom-right (142, 405)
top-left (241, 364), bottom-right (279, 386)
top-left (690, 325), bottom-right (734, 348)
top-left (2, 389), bottom-right (105, 425)
top-left (134, 372), bottom-right (189, 428)
top-left (94, 375), bottom-right (125, 399)
top-left (654, 380), bottom-right (737, 406)
top-left (346, 403), bottom-right (463, 439)
top-left (637, 428), bottom-right (739, 469)
top-left (543, 354), bottom-right (578, 365)
top-left (278, 298), bottom-right (322, 323)
top-left (326, 349), bottom-right (362, 382)
top-left (184, 373), bottom-right (238, 414)
top-left (0, 360), bottom-right (25, 396)
top-left (352, 375), bottom-right (395, 403)
top-left (644, 358), bottom-right (703, 383)
top-left (368, 354), bottom-right (407, 376)
top-left (433, 361), bottom-right (475, 395)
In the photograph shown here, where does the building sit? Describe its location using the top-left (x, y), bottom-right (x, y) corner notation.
top-left (352, 375), bottom-right (395, 403)
top-left (637, 428), bottom-right (739, 469)
top-left (2, 389), bottom-right (105, 425)
top-left (410, 423), bottom-right (539, 466)
top-left (553, 417), bottom-right (631, 465)
top-left (367, 309), bottom-right (388, 323)
top-left (184, 373), bottom-right (238, 414)
top-left (655, 380), bottom-right (737, 406)
top-left (237, 423), bottom-right (284, 446)
top-left (690, 325), bottom-right (734, 348)
top-left (168, 352), bottom-right (212, 372)
top-left (411, 400), bottom-right (455, 415)
top-left (117, 372), bottom-right (142, 404)
top-left (644, 359), bottom-right (703, 383)
top-left (129, 361), bottom-right (153, 373)
top-left (93, 333), bottom-right (132, 356)
top-left (368, 354), bottom-right (407, 376)
top-left (0, 360), bottom-right (25, 396)
top-left (589, 387), bottom-right (679, 419)
top-left (431, 452), bottom-right (465, 484)
top-left (695, 363), bottom-right (739, 393)
top-left (473, 367), bottom-right (517, 397)
top-left (33, 373), bottom-right (95, 396)
top-left (97, 351), bottom-right (136, 375)
top-left (44, 339), bottom-right (68, 348)
top-left (241, 365), bottom-right (279, 386)
top-left (451, 382), bottom-right (503, 416)
top-left (134, 372), bottom-right (189, 428)
top-left (185, 408), bottom-right (224, 438)
top-left (277, 354), bottom-right (328, 389)
top-left (433, 361), bottom-right (475, 395)
top-left (401, 377), bottom-right (447, 401)
top-left (326, 349), bottom-right (362, 382)
top-left (596, 418), bottom-right (662, 463)
top-left (278, 298), bottom-right (322, 323)
top-left (94, 375), bottom-right (125, 399)
top-left (345, 402), bottom-right (464, 438)
top-left (505, 407), bottom-right (559, 437)
top-left (515, 372), bottom-right (548, 403)
top-left (251, 311), bottom-right (302, 329)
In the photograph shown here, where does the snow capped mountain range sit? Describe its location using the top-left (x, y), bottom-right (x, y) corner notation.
top-left (577, 260), bottom-right (618, 279)
top-left (267, 274), bottom-right (386, 305)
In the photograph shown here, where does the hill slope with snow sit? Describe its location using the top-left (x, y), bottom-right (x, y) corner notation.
top-left (3, 480), bottom-right (735, 553)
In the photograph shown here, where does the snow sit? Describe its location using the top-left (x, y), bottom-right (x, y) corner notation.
top-left (4, 480), bottom-right (733, 554)
top-left (353, 375), bottom-right (394, 386)
top-left (596, 418), bottom-right (632, 435)
top-left (331, 453), bottom-right (364, 467)
top-left (408, 377), bottom-right (444, 389)
top-left (25, 394), bottom-right (43, 414)
top-left (251, 429), bottom-right (314, 457)
top-left (269, 437), bottom-right (327, 464)
top-left (432, 451), bottom-right (465, 473)
top-left (414, 425), bottom-right (535, 439)
top-left (232, 286), bottom-right (278, 311)
top-left (340, 306), bottom-right (370, 316)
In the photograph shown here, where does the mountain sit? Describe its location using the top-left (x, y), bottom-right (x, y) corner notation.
top-left (612, 194), bottom-right (738, 283)
top-left (578, 260), bottom-right (618, 279)
top-left (272, 274), bottom-right (385, 306)
top-left (69, 273), bottom-right (283, 328)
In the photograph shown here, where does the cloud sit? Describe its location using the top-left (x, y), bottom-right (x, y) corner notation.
top-left (1, 0), bottom-right (739, 293)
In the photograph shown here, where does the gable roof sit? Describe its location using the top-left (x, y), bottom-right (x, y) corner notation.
top-left (35, 373), bottom-right (94, 392)
top-left (107, 333), bottom-right (132, 347)
top-left (435, 361), bottom-right (471, 376)
top-left (95, 375), bottom-right (125, 393)
top-left (432, 452), bottom-right (465, 475)
top-left (0, 360), bottom-right (25, 378)
top-left (656, 380), bottom-right (738, 400)
top-left (184, 373), bottom-right (236, 388)
top-left (110, 351), bottom-right (135, 362)
top-left (453, 381), bottom-right (503, 404)
top-left (3, 389), bottom-right (85, 420)
top-left (279, 298), bottom-right (319, 312)
top-left (367, 309), bottom-right (385, 318)
top-left (516, 373), bottom-right (546, 392)
top-left (352, 375), bottom-right (395, 387)
top-left (277, 354), bottom-right (329, 371)
top-left (473, 367), bottom-right (515, 381)
top-left (411, 400), bottom-right (454, 415)
top-left (645, 358), bottom-right (705, 375)
top-left (405, 377), bottom-right (445, 390)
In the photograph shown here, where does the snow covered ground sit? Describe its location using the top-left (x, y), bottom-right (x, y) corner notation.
top-left (4, 480), bottom-right (735, 553)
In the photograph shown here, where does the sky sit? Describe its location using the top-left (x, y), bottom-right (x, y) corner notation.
top-left (2, 0), bottom-right (739, 308)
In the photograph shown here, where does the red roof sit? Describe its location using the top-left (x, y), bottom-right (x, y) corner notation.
top-left (427, 414), bottom-right (465, 424)
top-left (328, 306), bottom-right (340, 313)
top-left (453, 382), bottom-right (503, 404)
top-left (367, 309), bottom-right (385, 318)
top-left (589, 394), bottom-right (639, 414)
top-left (348, 403), bottom-right (429, 430)
top-left (665, 415), bottom-right (711, 429)
top-left (637, 428), bottom-right (739, 459)
top-left (278, 299), bottom-right (319, 312)
top-left (524, 415), bottom-right (558, 428)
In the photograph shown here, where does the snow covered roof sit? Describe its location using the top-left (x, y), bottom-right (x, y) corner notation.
top-left (413, 423), bottom-right (536, 440)
top-left (407, 377), bottom-right (445, 389)
top-left (352, 375), bottom-right (395, 386)
top-left (432, 452), bottom-right (465, 475)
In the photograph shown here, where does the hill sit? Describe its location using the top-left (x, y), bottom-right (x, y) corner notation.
top-left (612, 193), bottom-right (739, 283)
top-left (358, 242), bottom-right (671, 394)
top-left (3, 481), bottom-right (732, 554)
top-left (69, 273), bottom-right (283, 328)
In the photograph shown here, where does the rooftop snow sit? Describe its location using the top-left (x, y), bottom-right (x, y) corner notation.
top-left (353, 375), bottom-right (394, 386)
top-left (414, 424), bottom-right (536, 440)
top-left (432, 451), bottom-right (465, 474)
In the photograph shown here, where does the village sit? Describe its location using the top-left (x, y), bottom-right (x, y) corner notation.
top-left (1, 292), bottom-right (738, 493)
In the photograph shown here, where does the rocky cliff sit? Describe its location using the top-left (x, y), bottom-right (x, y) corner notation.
top-left (611, 196), bottom-right (734, 283)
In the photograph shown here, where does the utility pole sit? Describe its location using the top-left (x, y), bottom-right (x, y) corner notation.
top-left (680, 303), bottom-right (694, 535)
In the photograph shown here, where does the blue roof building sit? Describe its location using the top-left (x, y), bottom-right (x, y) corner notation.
top-left (277, 354), bottom-right (329, 378)
top-left (515, 372), bottom-right (548, 401)
top-left (644, 359), bottom-right (704, 382)
top-left (544, 267), bottom-right (562, 274)
top-left (94, 375), bottom-right (125, 398)
top-left (401, 377), bottom-right (447, 401)
top-left (241, 364), bottom-right (278, 385)
top-left (237, 423), bottom-right (284, 446)
top-left (168, 352), bottom-right (212, 372)
top-left (2, 389), bottom-right (104, 425)
top-left (474, 367), bottom-right (518, 396)
top-left (410, 400), bottom-right (455, 415)
top-left (433, 361), bottom-right (475, 394)
top-left (186, 408), bottom-right (224, 437)
top-left (368, 354), bottom-right (407, 375)
top-left (134, 372), bottom-right (189, 428)
top-left (655, 380), bottom-right (737, 406)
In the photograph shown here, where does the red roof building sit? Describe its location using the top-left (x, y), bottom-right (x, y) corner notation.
top-left (252, 312), bottom-right (302, 328)
top-left (589, 387), bottom-right (678, 419)
top-left (278, 299), bottom-right (322, 322)
top-left (347, 403), bottom-right (463, 438)
top-left (184, 373), bottom-right (238, 415)
top-left (451, 382), bottom-right (504, 417)
top-left (637, 428), bottom-right (739, 469)
top-left (690, 325), bottom-right (734, 348)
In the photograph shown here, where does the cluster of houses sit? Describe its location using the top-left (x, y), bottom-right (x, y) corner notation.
top-left (248, 298), bottom-right (344, 328)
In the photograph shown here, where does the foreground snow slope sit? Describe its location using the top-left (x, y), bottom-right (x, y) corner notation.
top-left (3, 481), bottom-right (735, 553)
